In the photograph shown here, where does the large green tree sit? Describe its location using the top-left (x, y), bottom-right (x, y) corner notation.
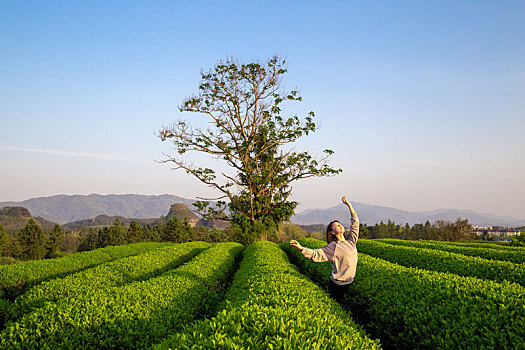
top-left (45, 224), bottom-right (63, 258)
top-left (77, 227), bottom-right (99, 252)
top-left (0, 223), bottom-right (8, 256)
top-left (159, 55), bottom-right (341, 243)
top-left (161, 216), bottom-right (192, 243)
top-left (97, 218), bottom-right (127, 247)
top-left (127, 220), bottom-right (143, 243)
top-left (17, 218), bottom-right (46, 260)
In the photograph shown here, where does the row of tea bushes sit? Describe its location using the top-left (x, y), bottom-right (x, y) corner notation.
top-left (0, 242), bottom-right (169, 300)
top-left (0, 242), bottom-right (244, 349)
top-left (448, 241), bottom-right (523, 251)
top-left (154, 241), bottom-right (381, 350)
top-left (284, 238), bottom-right (525, 350)
top-left (9, 241), bottom-right (211, 322)
top-left (377, 238), bottom-right (525, 264)
top-left (357, 239), bottom-right (525, 286)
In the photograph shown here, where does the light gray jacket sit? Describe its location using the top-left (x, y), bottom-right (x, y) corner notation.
top-left (301, 212), bottom-right (359, 285)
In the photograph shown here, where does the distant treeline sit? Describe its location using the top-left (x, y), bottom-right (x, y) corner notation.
top-left (2, 216), bottom-right (521, 265)
top-left (0, 219), bottom-right (64, 264)
top-left (300, 218), bottom-right (476, 241)
top-left (300, 218), bottom-right (525, 244)
top-left (0, 214), bottom-right (318, 264)
top-left (360, 218), bottom-right (475, 241)
top-left (76, 217), bottom-right (234, 252)
top-left (360, 219), bottom-right (523, 245)
top-left (0, 216), bottom-right (237, 264)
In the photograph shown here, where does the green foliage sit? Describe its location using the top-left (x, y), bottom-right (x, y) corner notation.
top-left (16, 218), bottom-right (46, 261)
top-left (361, 218), bottom-right (475, 241)
top-left (357, 239), bottom-right (525, 286)
top-left (10, 242), bottom-right (210, 321)
top-left (275, 222), bottom-right (309, 243)
top-left (97, 218), bottom-right (127, 247)
top-left (75, 215), bottom-right (234, 253)
top-left (161, 216), bottom-right (192, 243)
top-left (77, 227), bottom-right (99, 252)
top-left (0, 242), bottom-right (168, 301)
top-left (155, 241), bottom-right (380, 349)
top-left (450, 240), bottom-right (521, 250)
top-left (0, 242), bottom-right (243, 349)
top-left (511, 232), bottom-right (525, 247)
top-left (0, 224), bottom-right (8, 257)
top-left (141, 224), bottom-right (161, 242)
top-left (126, 220), bottom-right (142, 243)
top-left (284, 238), bottom-right (525, 349)
top-left (192, 225), bottom-right (234, 243)
top-left (228, 213), bottom-right (277, 245)
top-left (377, 238), bottom-right (525, 264)
top-left (0, 257), bottom-right (17, 266)
top-left (45, 224), bottom-right (63, 258)
top-left (159, 55), bottom-right (341, 243)
top-left (0, 299), bottom-right (10, 331)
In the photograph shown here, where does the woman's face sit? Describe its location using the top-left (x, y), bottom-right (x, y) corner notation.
top-left (331, 221), bottom-right (345, 235)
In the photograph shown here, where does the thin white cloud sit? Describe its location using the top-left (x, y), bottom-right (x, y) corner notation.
top-left (0, 145), bottom-right (147, 163)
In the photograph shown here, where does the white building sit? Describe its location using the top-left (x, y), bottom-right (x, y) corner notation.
top-left (472, 226), bottom-right (521, 240)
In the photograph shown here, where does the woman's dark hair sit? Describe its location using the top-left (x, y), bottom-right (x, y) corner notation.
top-left (326, 220), bottom-right (340, 244)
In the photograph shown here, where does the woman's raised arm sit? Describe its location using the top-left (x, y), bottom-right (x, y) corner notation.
top-left (342, 196), bottom-right (359, 244)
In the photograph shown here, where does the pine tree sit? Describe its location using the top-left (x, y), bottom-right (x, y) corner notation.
top-left (78, 227), bottom-right (99, 252)
top-left (161, 216), bottom-right (191, 243)
top-left (17, 218), bottom-right (46, 260)
top-left (127, 220), bottom-right (143, 243)
top-left (45, 224), bottom-right (63, 258)
top-left (98, 218), bottom-right (127, 247)
top-left (0, 223), bottom-right (8, 256)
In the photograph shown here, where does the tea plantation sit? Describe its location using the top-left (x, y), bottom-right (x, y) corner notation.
top-left (1, 239), bottom-right (523, 349)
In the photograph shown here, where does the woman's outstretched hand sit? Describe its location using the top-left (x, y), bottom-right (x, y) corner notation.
top-left (342, 196), bottom-right (356, 214)
top-left (290, 240), bottom-right (304, 251)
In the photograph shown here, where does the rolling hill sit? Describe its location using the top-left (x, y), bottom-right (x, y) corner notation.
top-left (1, 194), bottom-right (523, 227)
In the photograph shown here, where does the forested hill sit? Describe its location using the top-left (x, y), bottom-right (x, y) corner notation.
top-left (61, 203), bottom-right (201, 230)
top-left (0, 194), bottom-right (195, 225)
top-left (0, 207), bottom-right (58, 232)
top-left (61, 215), bottom-right (159, 230)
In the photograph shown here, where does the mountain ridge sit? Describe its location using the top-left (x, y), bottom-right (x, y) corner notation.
top-left (0, 194), bottom-right (195, 224)
top-left (291, 202), bottom-right (525, 227)
top-left (1, 194), bottom-right (523, 227)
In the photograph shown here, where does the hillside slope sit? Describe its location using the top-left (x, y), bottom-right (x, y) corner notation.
top-left (0, 207), bottom-right (57, 233)
top-left (0, 194), bottom-right (194, 224)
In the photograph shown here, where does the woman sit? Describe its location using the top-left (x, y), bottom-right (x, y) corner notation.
top-left (290, 196), bottom-right (359, 303)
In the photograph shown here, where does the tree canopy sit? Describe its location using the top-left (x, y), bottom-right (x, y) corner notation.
top-left (159, 55), bottom-right (341, 243)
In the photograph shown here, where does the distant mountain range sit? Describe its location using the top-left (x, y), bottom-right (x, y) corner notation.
top-left (61, 203), bottom-right (200, 230)
top-left (291, 202), bottom-right (525, 227)
top-left (0, 194), bottom-right (194, 225)
top-left (1, 194), bottom-right (523, 227)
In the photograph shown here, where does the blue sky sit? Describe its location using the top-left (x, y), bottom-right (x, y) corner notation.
top-left (1, 1), bottom-right (524, 218)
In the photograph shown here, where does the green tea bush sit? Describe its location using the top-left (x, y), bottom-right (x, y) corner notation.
top-left (155, 241), bottom-right (381, 350)
top-left (377, 238), bottom-right (525, 264)
top-left (10, 241), bottom-right (210, 321)
top-left (0, 242), bottom-right (169, 300)
top-left (357, 239), bottom-right (525, 285)
top-left (0, 242), bottom-right (243, 349)
top-left (450, 241), bottom-right (522, 251)
top-left (284, 238), bottom-right (525, 350)
top-left (0, 299), bottom-right (10, 331)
